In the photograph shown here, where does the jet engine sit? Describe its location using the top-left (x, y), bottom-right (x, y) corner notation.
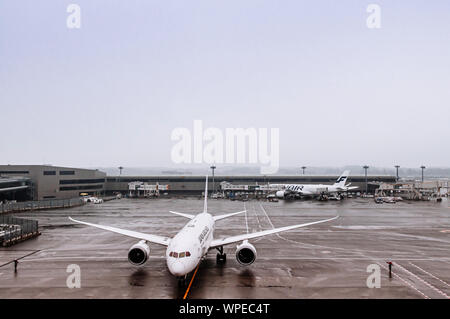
top-left (235, 241), bottom-right (257, 265)
top-left (128, 240), bottom-right (150, 266)
top-left (275, 190), bottom-right (285, 198)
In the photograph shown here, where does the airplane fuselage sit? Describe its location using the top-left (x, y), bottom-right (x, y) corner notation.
top-left (272, 170), bottom-right (356, 198)
top-left (274, 183), bottom-right (351, 198)
top-left (286, 184), bottom-right (346, 194)
top-left (166, 212), bottom-right (215, 276)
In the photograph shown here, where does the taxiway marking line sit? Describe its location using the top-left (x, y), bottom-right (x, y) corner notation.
top-left (409, 262), bottom-right (450, 289)
top-left (376, 262), bottom-right (429, 299)
top-left (253, 202), bottom-right (276, 242)
top-left (395, 262), bottom-right (449, 299)
top-left (259, 203), bottom-right (299, 244)
top-left (258, 203), bottom-right (308, 246)
top-left (257, 204), bottom-right (404, 258)
top-left (252, 203), bottom-right (264, 231)
top-left (244, 202), bottom-right (249, 234)
top-left (183, 263), bottom-right (200, 300)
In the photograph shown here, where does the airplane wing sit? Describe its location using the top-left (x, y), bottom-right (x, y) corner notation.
top-left (169, 211), bottom-right (195, 219)
top-left (210, 216), bottom-right (338, 248)
top-left (68, 217), bottom-right (171, 246)
top-left (213, 210), bottom-right (246, 221)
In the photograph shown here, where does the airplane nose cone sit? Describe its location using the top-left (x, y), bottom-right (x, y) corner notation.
top-left (168, 261), bottom-right (186, 277)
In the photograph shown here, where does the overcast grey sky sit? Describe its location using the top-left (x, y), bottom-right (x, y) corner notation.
top-left (1, 1), bottom-right (449, 170)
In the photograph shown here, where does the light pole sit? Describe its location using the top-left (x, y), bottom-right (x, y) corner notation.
top-left (395, 165), bottom-right (400, 182)
top-left (301, 166), bottom-right (307, 175)
top-left (210, 165), bottom-right (216, 195)
top-left (118, 166), bottom-right (123, 176)
top-left (420, 166), bottom-right (426, 182)
top-left (363, 165), bottom-right (369, 194)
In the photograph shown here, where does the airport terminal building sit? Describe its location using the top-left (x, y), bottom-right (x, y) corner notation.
top-left (0, 165), bottom-right (106, 200)
top-left (1, 165), bottom-right (397, 201)
top-left (105, 175), bottom-right (396, 195)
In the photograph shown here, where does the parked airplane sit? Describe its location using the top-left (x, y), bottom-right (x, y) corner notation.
top-left (69, 176), bottom-right (338, 284)
top-left (274, 170), bottom-right (358, 199)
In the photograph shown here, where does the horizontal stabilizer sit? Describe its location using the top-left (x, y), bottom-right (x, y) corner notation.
top-left (169, 211), bottom-right (195, 219)
top-left (213, 210), bottom-right (246, 221)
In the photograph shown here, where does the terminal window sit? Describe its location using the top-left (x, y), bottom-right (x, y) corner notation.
top-left (0, 171), bottom-right (29, 174)
top-left (43, 171), bottom-right (56, 175)
top-left (59, 184), bottom-right (103, 191)
top-left (60, 170), bottom-right (75, 175)
top-left (59, 178), bottom-right (105, 185)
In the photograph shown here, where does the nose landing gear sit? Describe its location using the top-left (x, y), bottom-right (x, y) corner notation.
top-left (216, 246), bottom-right (226, 264)
top-left (177, 275), bottom-right (187, 287)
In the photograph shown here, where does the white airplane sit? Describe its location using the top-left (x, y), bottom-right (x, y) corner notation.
top-left (69, 176), bottom-right (338, 284)
top-left (274, 170), bottom-right (358, 199)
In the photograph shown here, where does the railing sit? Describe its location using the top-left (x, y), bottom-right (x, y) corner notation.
top-left (0, 198), bottom-right (84, 214)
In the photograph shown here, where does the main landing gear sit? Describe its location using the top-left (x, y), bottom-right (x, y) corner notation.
top-left (216, 246), bottom-right (226, 264)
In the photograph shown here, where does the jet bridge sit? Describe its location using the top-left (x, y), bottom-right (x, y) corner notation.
top-left (128, 181), bottom-right (169, 198)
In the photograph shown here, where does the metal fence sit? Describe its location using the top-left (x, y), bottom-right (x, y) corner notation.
top-left (0, 198), bottom-right (84, 214)
top-left (0, 215), bottom-right (39, 246)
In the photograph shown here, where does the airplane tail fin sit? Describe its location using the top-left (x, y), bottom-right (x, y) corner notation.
top-left (203, 175), bottom-right (208, 213)
top-left (334, 170), bottom-right (350, 187)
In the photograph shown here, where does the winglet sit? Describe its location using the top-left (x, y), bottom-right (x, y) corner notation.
top-left (203, 175), bottom-right (208, 213)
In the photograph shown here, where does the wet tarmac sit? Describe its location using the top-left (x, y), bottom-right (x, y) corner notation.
top-left (0, 197), bottom-right (449, 299)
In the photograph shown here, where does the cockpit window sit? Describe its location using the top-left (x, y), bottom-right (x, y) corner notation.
top-left (170, 251), bottom-right (191, 258)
